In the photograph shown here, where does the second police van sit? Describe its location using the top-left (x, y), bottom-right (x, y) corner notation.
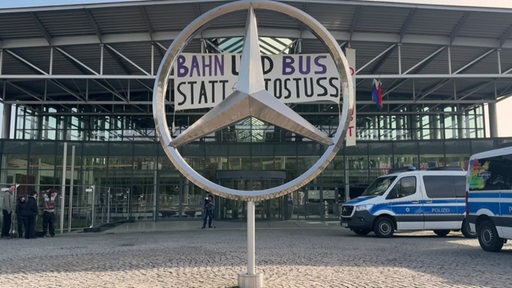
top-left (466, 146), bottom-right (512, 252)
top-left (340, 168), bottom-right (476, 238)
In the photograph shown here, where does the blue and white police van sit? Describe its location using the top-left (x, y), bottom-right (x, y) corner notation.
top-left (340, 169), bottom-right (475, 238)
top-left (466, 146), bottom-right (512, 252)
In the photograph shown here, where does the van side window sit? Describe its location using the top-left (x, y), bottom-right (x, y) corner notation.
top-left (469, 156), bottom-right (512, 191)
top-left (386, 176), bottom-right (416, 199)
top-left (423, 175), bottom-right (465, 198)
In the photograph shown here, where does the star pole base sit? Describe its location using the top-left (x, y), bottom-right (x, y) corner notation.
top-left (238, 272), bottom-right (263, 288)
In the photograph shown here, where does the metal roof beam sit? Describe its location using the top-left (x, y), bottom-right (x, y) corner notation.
top-left (458, 81), bottom-right (495, 100)
top-left (399, 9), bottom-right (416, 43)
top-left (348, 6), bottom-right (361, 45)
top-left (402, 46), bottom-right (446, 75)
top-left (31, 12), bottom-right (52, 45)
top-left (5, 81), bottom-right (43, 102)
top-left (272, 38), bottom-right (294, 54)
top-left (499, 25), bottom-right (512, 48)
top-left (0, 30), bottom-right (507, 49)
top-left (4, 49), bottom-right (48, 75)
top-left (416, 80), bottom-right (451, 101)
top-left (259, 38), bottom-right (282, 55)
top-left (84, 10), bottom-right (103, 43)
top-left (356, 44), bottom-right (396, 74)
top-left (203, 39), bottom-right (222, 53)
top-left (355, 74), bottom-right (512, 79)
top-left (3, 73), bottom-right (512, 80)
top-left (54, 47), bottom-right (99, 75)
top-left (453, 48), bottom-right (496, 74)
top-left (384, 47), bottom-right (447, 112)
top-left (1, 99), bottom-right (491, 105)
top-left (49, 79), bottom-right (85, 102)
top-left (449, 12), bottom-right (470, 45)
top-left (140, 7), bottom-right (155, 41)
top-left (92, 79), bottom-right (128, 103)
top-left (104, 44), bottom-right (150, 75)
top-left (0, 0), bottom-right (508, 13)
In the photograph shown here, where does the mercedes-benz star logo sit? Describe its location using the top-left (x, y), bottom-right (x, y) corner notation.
top-left (153, 0), bottom-right (354, 201)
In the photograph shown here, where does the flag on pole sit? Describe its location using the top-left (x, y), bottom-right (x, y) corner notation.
top-left (372, 79), bottom-right (383, 110)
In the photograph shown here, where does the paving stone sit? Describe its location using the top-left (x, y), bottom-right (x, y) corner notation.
top-left (0, 221), bottom-right (510, 288)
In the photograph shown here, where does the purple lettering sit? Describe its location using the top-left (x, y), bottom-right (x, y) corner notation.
top-left (282, 56), bottom-right (295, 76)
top-left (202, 55), bottom-right (212, 78)
top-left (214, 55), bottom-right (224, 76)
top-left (177, 55), bottom-right (188, 78)
top-left (189, 56), bottom-right (200, 77)
top-left (314, 56), bottom-right (327, 74)
top-left (298, 56), bottom-right (311, 74)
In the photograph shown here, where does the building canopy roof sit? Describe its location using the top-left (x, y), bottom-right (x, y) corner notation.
top-left (1, 0), bottom-right (512, 117)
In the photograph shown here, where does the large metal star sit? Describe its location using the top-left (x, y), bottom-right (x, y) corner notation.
top-left (170, 7), bottom-right (333, 147)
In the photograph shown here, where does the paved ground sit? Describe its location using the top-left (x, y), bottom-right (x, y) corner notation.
top-left (0, 220), bottom-right (511, 288)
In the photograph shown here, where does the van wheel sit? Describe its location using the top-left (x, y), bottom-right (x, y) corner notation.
top-left (433, 229), bottom-right (450, 237)
top-left (478, 220), bottom-right (504, 252)
top-left (461, 219), bottom-right (477, 238)
top-left (352, 228), bottom-right (371, 236)
top-left (374, 217), bottom-right (394, 238)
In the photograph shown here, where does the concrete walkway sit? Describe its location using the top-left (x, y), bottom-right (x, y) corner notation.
top-left (105, 219), bottom-right (341, 233)
top-left (0, 220), bottom-right (510, 288)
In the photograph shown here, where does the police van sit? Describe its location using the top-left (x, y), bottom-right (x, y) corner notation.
top-left (466, 146), bottom-right (512, 252)
top-left (340, 169), bottom-right (475, 238)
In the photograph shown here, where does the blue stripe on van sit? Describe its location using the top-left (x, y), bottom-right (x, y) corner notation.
top-left (420, 199), bottom-right (464, 204)
top-left (468, 202), bottom-right (500, 213)
top-left (468, 192), bottom-right (502, 199)
top-left (501, 192), bottom-right (512, 199)
top-left (368, 201), bottom-right (462, 215)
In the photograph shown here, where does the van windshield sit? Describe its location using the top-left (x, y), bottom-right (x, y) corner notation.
top-left (361, 176), bottom-right (397, 196)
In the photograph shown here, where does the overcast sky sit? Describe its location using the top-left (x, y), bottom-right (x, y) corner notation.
top-left (2, 0), bottom-right (512, 9)
top-left (0, 0), bottom-right (137, 8)
top-left (364, 0), bottom-right (512, 8)
top-left (1, 0), bottom-right (511, 136)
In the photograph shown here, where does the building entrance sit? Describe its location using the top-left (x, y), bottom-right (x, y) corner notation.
top-left (216, 171), bottom-right (292, 221)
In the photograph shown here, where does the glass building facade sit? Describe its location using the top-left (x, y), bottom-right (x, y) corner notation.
top-left (2, 103), bottom-right (510, 231)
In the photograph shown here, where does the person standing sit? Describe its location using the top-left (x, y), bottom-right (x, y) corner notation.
top-left (42, 189), bottom-right (58, 237)
top-left (22, 191), bottom-right (38, 239)
top-left (1, 186), bottom-right (15, 239)
top-left (15, 195), bottom-right (27, 239)
top-left (201, 194), bottom-right (215, 229)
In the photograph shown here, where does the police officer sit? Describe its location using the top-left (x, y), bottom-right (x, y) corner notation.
top-left (201, 195), bottom-right (215, 229)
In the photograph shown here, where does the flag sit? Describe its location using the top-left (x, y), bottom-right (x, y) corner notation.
top-left (372, 79), bottom-right (383, 110)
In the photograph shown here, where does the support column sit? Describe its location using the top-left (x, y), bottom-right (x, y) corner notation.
top-left (238, 201), bottom-right (263, 288)
top-left (488, 102), bottom-right (498, 138)
top-left (409, 114), bottom-right (418, 140)
top-left (457, 112), bottom-right (464, 139)
top-left (2, 103), bottom-right (11, 139)
top-left (60, 142), bottom-right (67, 234)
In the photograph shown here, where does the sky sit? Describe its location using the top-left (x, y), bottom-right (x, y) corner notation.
top-left (2, 0), bottom-right (512, 9)
top-left (0, 0), bottom-right (511, 136)
top-left (365, 0), bottom-right (512, 8)
top-left (0, 0), bottom-right (136, 8)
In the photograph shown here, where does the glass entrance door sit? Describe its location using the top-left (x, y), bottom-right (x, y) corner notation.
top-left (158, 175), bottom-right (203, 220)
top-left (216, 171), bottom-right (288, 221)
